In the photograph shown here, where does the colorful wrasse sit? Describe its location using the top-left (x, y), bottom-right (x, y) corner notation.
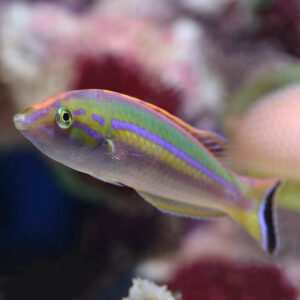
top-left (13, 89), bottom-right (281, 253)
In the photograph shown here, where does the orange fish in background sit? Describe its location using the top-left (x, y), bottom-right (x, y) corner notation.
top-left (224, 66), bottom-right (300, 210)
top-left (228, 85), bottom-right (300, 180)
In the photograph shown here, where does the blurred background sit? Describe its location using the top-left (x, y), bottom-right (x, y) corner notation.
top-left (1, 0), bottom-right (300, 299)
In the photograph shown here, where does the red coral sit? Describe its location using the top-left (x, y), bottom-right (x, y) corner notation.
top-left (72, 55), bottom-right (182, 115)
top-left (257, 0), bottom-right (300, 56)
top-left (167, 260), bottom-right (297, 300)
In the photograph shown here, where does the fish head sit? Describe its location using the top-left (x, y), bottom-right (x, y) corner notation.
top-left (13, 91), bottom-right (106, 165)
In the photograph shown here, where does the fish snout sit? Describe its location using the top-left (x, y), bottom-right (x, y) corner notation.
top-left (13, 113), bottom-right (28, 131)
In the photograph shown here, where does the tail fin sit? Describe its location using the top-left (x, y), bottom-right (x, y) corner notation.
top-left (229, 178), bottom-right (281, 254)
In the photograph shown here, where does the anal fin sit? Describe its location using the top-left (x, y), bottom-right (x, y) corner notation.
top-left (138, 191), bottom-right (226, 219)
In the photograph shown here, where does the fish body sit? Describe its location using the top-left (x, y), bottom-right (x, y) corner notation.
top-left (13, 89), bottom-right (280, 253)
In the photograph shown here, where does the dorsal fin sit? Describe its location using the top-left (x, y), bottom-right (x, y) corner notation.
top-left (188, 129), bottom-right (229, 161)
top-left (139, 99), bottom-right (229, 162)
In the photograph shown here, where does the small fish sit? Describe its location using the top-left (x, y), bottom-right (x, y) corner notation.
top-left (223, 64), bottom-right (300, 120)
top-left (226, 83), bottom-right (300, 211)
top-left (227, 85), bottom-right (300, 180)
top-left (13, 89), bottom-right (281, 253)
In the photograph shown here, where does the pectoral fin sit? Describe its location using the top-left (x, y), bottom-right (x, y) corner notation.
top-left (137, 192), bottom-right (226, 219)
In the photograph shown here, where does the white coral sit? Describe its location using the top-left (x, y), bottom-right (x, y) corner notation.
top-left (123, 278), bottom-right (176, 300)
top-left (0, 1), bottom-right (224, 121)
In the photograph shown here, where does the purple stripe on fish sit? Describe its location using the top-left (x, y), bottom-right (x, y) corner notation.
top-left (92, 114), bottom-right (105, 126)
top-left (24, 109), bottom-right (48, 123)
top-left (111, 119), bottom-right (236, 191)
top-left (73, 121), bottom-right (102, 141)
top-left (73, 108), bottom-right (86, 115)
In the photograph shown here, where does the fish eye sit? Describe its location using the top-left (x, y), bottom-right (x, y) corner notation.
top-left (56, 106), bottom-right (73, 129)
top-left (63, 112), bottom-right (70, 121)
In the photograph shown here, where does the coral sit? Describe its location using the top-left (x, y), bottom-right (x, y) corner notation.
top-left (256, 0), bottom-right (300, 56)
top-left (3, 1), bottom-right (300, 299)
top-left (0, 80), bottom-right (20, 146)
top-left (176, 0), bottom-right (233, 16)
top-left (0, 0), bottom-right (95, 11)
top-left (0, 2), bottom-right (223, 125)
top-left (73, 55), bottom-right (182, 115)
top-left (123, 278), bottom-right (176, 300)
top-left (167, 260), bottom-right (297, 300)
top-left (193, 0), bottom-right (297, 100)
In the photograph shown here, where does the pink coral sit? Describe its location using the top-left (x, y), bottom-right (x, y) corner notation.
top-left (0, 2), bottom-right (223, 122)
top-left (73, 55), bottom-right (182, 115)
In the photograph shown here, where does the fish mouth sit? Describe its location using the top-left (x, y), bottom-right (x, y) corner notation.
top-left (13, 113), bottom-right (28, 131)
